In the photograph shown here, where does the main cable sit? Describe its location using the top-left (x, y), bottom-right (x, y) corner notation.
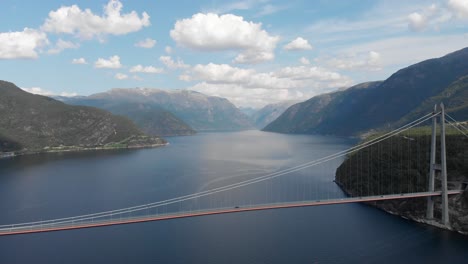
top-left (0, 112), bottom-right (438, 229)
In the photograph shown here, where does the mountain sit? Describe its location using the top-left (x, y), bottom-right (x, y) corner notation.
top-left (59, 96), bottom-right (195, 136)
top-left (0, 81), bottom-right (165, 154)
top-left (251, 100), bottom-right (299, 129)
top-left (264, 82), bottom-right (382, 134)
top-left (335, 131), bottom-right (468, 234)
top-left (264, 47), bottom-right (468, 136)
top-left (61, 88), bottom-right (254, 132)
top-left (395, 75), bottom-right (468, 126)
top-left (239, 107), bottom-right (258, 117)
top-left (105, 103), bottom-right (196, 136)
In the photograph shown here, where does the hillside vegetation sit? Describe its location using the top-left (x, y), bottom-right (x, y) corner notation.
top-left (0, 81), bottom-right (166, 154)
top-left (335, 130), bottom-right (468, 233)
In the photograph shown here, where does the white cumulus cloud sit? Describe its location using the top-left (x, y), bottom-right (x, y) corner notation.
top-left (283, 37), bottom-right (313, 51)
top-left (159, 56), bottom-right (189, 69)
top-left (72, 57), bottom-right (87, 64)
top-left (47, 39), bottom-right (79, 54)
top-left (0, 28), bottom-right (49, 59)
top-left (165, 46), bottom-right (173, 54)
top-left (180, 62), bottom-right (352, 107)
top-left (170, 13), bottom-right (279, 64)
top-left (406, 4), bottom-right (452, 32)
top-left (448, 0), bottom-right (468, 18)
top-left (135, 38), bottom-right (156, 48)
top-left (407, 12), bottom-right (427, 32)
top-left (41, 0), bottom-right (150, 40)
top-left (94, 55), bottom-right (122, 69)
top-left (129, 65), bottom-right (164, 74)
top-left (183, 63), bottom-right (351, 89)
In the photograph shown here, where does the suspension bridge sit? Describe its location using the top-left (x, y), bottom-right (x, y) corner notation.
top-left (0, 103), bottom-right (467, 236)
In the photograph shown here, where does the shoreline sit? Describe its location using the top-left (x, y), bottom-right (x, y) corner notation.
top-left (333, 179), bottom-right (468, 236)
top-left (0, 142), bottom-right (169, 160)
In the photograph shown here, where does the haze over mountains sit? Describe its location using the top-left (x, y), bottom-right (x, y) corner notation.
top-left (250, 101), bottom-right (299, 129)
top-left (264, 47), bottom-right (468, 136)
top-left (60, 88), bottom-right (254, 135)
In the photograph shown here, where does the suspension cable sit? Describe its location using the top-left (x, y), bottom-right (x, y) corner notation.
top-left (0, 112), bottom-right (439, 229)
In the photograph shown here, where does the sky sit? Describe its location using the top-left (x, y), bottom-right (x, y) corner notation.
top-left (0, 0), bottom-right (467, 108)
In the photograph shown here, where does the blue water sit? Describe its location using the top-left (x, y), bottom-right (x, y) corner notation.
top-left (0, 131), bottom-right (467, 263)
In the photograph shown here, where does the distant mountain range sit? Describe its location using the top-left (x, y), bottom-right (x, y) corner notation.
top-left (57, 95), bottom-right (195, 136)
top-left (264, 47), bottom-right (468, 136)
top-left (0, 81), bottom-right (165, 154)
top-left (239, 107), bottom-right (258, 117)
top-left (59, 88), bottom-right (254, 135)
top-left (251, 100), bottom-right (299, 129)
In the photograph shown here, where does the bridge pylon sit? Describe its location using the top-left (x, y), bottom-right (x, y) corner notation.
top-left (426, 105), bottom-right (437, 220)
top-left (426, 103), bottom-right (450, 228)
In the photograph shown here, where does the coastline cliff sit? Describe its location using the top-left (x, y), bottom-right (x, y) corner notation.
top-left (335, 133), bottom-right (468, 234)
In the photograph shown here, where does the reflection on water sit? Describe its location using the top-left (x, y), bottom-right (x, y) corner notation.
top-left (0, 131), bottom-right (467, 264)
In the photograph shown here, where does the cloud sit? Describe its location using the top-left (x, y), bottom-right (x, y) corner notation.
top-left (21, 87), bottom-right (54, 96)
top-left (41, 0), bottom-right (150, 40)
top-left (299, 57), bottom-right (310, 65)
top-left (94, 55), bottom-right (122, 68)
top-left (159, 56), bottom-right (189, 69)
top-left (165, 46), bottom-right (173, 54)
top-left (274, 66), bottom-right (350, 83)
top-left (135, 38), bottom-right (156, 48)
top-left (183, 63), bottom-right (351, 88)
top-left (448, 0), bottom-right (468, 18)
top-left (407, 4), bottom-right (454, 32)
top-left (283, 37), bottom-right (313, 51)
top-left (115, 73), bottom-right (128, 80)
top-left (189, 82), bottom-right (305, 108)
top-left (170, 13), bottom-right (279, 64)
top-left (72, 57), bottom-right (87, 64)
top-left (47, 39), bottom-right (79, 54)
top-left (0, 28), bottom-right (49, 59)
top-left (180, 62), bottom-right (352, 107)
top-left (129, 65), bottom-right (164, 74)
top-left (335, 34), bottom-right (468, 69)
top-left (21, 87), bottom-right (77, 97)
top-left (407, 12), bottom-right (427, 31)
top-left (60, 92), bottom-right (78, 97)
top-left (325, 51), bottom-right (382, 71)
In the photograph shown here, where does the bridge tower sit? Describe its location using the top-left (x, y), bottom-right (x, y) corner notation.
top-left (426, 103), bottom-right (450, 227)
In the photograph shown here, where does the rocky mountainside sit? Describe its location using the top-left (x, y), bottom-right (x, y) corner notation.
top-left (395, 75), bottom-right (468, 127)
top-left (61, 88), bottom-right (254, 133)
top-left (264, 82), bottom-right (382, 134)
top-left (251, 100), bottom-right (299, 129)
top-left (264, 47), bottom-right (468, 136)
top-left (0, 81), bottom-right (165, 154)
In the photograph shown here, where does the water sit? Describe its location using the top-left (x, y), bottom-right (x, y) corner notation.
top-left (0, 131), bottom-right (467, 263)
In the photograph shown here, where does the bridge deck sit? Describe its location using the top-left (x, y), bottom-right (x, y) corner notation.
top-left (0, 190), bottom-right (462, 237)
